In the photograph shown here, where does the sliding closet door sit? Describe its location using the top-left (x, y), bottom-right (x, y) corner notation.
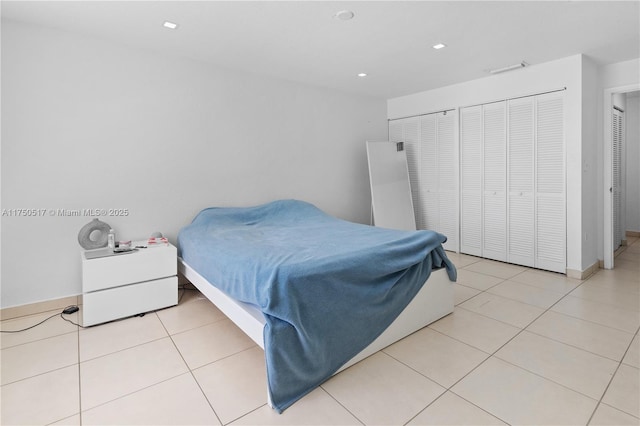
top-left (508, 97), bottom-right (535, 267)
top-left (437, 111), bottom-right (457, 251)
top-left (460, 106), bottom-right (483, 256)
top-left (483, 102), bottom-right (507, 261)
top-left (535, 92), bottom-right (565, 272)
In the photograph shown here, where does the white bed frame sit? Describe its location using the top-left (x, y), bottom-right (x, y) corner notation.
top-left (178, 257), bottom-right (453, 408)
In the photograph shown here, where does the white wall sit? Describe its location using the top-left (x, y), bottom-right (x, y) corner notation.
top-left (581, 56), bottom-right (600, 268)
top-left (626, 95), bottom-right (640, 232)
top-left (1, 19), bottom-right (388, 308)
top-left (388, 55), bottom-right (590, 273)
top-left (601, 59), bottom-right (640, 89)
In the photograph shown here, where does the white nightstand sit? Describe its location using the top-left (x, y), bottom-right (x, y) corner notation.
top-left (81, 240), bottom-right (178, 326)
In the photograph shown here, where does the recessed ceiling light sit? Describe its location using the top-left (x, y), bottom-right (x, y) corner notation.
top-left (432, 43), bottom-right (446, 50)
top-left (163, 21), bottom-right (178, 30)
top-left (334, 10), bottom-right (355, 21)
top-left (357, 73), bottom-right (367, 77)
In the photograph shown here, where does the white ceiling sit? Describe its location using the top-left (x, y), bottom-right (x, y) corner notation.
top-left (2, 1), bottom-right (639, 99)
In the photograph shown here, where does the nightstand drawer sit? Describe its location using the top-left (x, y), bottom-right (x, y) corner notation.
top-left (81, 276), bottom-right (178, 326)
top-left (82, 244), bottom-right (177, 292)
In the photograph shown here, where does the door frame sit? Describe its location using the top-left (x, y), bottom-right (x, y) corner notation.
top-left (603, 83), bottom-right (639, 269)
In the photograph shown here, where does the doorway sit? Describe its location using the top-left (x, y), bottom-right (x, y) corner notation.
top-left (604, 86), bottom-right (640, 269)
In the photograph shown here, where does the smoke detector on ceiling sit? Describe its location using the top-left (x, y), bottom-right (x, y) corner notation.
top-left (334, 10), bottom-right (355, 21)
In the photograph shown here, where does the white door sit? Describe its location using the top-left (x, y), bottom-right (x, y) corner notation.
top-left (437, 111), bottom-right (458, 251)
top-left (507, 97), bottom-right (535, 267)
top-left (613, 107), bottom-right (624, 250)
top-left (460, 106), bottom-right (483, 256)
top-left (535, 92), bottom-right (566, 272)
top-left (483, 102), bottom-right (507, 262)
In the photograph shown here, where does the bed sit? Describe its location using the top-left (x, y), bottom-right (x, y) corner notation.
top-left (177, 199), bottom-right (456, 413)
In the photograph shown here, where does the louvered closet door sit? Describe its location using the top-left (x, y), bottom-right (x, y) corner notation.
top-left (613, 108), bottom-right (624, 250)
top-left (419, 114), bottom-right (438, 231)
top-left (437, 111), bottom-right (457, 251)
top-left (535, 93), bottom-right (565, 272)
top-left (460, 106), bottom-right (483, 256)
top-left (483, 102), bottom-right (507, 262)
top-left (508, 97), bottom-right (535, 267)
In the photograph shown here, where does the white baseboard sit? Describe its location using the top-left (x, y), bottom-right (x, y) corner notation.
top-left (566, 261), bottom-right (599, 280)
top-left (0, 295), bottom-right (80, 321)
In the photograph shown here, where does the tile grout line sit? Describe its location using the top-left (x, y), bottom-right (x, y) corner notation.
top-left (377, 338), bottom-right (506, 426)
top-left (79, 333), bottom-right (167, 364)
top-left (5, 255), bottom-right (637, 425)
top-left (1, 327), bottom-right (79, 351)
top-left (159, 311), bottom-right (225, 426)
top-left (386, 278), bottom-right (542, 426)
top-left (586, 327), bottom-right (640, 425)
top-left (519, 258), bottom-right (640, 424)
top-left (77, 289), bottom-right (223, 364)
top-left (76, 288), bottom-right (255, 424)
top-left (77, 316), bottom-right (83, 425)
top-left (409, 262), bottom-right (630, 426)
top-left (78, 312), bottom-right (188, 417)
top-left (510, 269), bottom-right (638, 421)
top-left (225, 404), bottom-right (269, 426)
top-left (78, 373), bottom-right (194, 417)
top-left (318, 385), bottom-right (367, 426)
top-left (78, 305), bottom-right (228, 422)
top-left (456, 267), bottom-right (639, 361)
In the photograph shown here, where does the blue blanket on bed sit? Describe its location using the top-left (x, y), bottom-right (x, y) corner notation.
top-left (178, 199), bottom-right (456, 413)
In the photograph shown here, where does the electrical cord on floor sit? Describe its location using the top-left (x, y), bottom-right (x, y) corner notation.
top-left (0, 305), bottom-right (82, 333)
top-left (59, 306), bottom-right (86, 328)
top-left (178, 283), bottom-right (198, 304)
top-left (0, 284), bottom-right (197, 333)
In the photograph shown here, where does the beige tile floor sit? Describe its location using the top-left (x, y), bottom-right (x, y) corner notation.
top-left (1, 238), bottom-right (639, 425)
